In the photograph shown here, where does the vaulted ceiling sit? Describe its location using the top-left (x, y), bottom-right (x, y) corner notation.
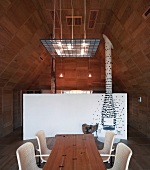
top-left (0, 0), bottom-right (150, 94)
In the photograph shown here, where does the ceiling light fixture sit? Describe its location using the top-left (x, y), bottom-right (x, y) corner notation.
top-left (40, 0), bottom-right (101, 58)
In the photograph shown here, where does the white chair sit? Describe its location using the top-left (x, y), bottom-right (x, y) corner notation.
top-left (98, 131), bottom-right (115, 163)
top-left (35, 130), bottom-right (51, 163)
top-left (105, 142), bottom-right (132, 170)
top-left (16, 142), bottom-right (42, 170)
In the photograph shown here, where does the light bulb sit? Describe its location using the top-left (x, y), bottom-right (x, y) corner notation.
top-left (81, 49), bottom-right (85, 55)
top-left (57, 42), bottom-right (62, 47)
top-left (59, 73), bottom-right (63, 77)
top-left (88, 73), bottom-right (92, 77)
top-left (67, 44), bottom-right (72, 50)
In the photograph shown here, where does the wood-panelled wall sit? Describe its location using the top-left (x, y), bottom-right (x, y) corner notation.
top-left (0, 0), bottom-right (51, 90)
top-left (0, 88), bottom-right (13, 137)
top-left (55, 42), bottom-right (107, 91)
top-left (0, 0), bottom-right (149, 137)
top-left (102, 0), bottom-right (150, 137)
top-left (0, 88), bottom-right (2, 136)
top-left (129, 94), bottom-right (150, 137)
top-left (13, 90), bottom-right (21, 129)
top-left (104, 0), bottom-right (150, 94)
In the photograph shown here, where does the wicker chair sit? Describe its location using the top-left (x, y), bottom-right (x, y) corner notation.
top-left (16, 142), bottom-right (42, 170)
top-left (99, 131), bottom-right (115, 163)
top-left (35, 130), bottom-right (51, 163)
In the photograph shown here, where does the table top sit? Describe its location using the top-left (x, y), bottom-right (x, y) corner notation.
top-left (43, 134), bottom-right (106, 170)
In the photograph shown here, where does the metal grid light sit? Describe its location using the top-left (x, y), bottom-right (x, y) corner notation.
top-left (40, 38), bottom-right (101, 57)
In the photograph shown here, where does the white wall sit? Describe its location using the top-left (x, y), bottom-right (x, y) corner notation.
top-left (23, 94), bottom-right (127, 140)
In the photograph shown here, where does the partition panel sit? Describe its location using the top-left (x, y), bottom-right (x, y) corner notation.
top-left (23, 94), bottom-right (127, 140)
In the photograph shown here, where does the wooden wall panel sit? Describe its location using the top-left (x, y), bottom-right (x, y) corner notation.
top-left (0, 0), bottom-right (149, 136)
top-left (13, 90), bottom-right (21, 129)
top-left (105, 0), bottom-right (150, 137)
top-left (0, 88), bottom-right (2, 136)
top-left (129, 94), bottom-right (150, 137)
top-left (0, 0), bottom-right (51, 90)
top-left (33, 64), bottom-right (51, 90)
top-left (0, 0), bottom-right (117, 92)
top-left (55, 43), bottom-right (106, 91)
top-left (6, 0), bottom-right (35, 28)
top-left (104, 0), bottom-right (150, 94)
top-left (0, 88), bottom-right (13, 136)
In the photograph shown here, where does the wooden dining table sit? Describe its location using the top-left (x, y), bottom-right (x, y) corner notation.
top-left (43, 134), bottom-right (106, 170)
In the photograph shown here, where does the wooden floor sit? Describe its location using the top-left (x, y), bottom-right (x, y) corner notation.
top-left (0, 126), bottom-right (150, 170)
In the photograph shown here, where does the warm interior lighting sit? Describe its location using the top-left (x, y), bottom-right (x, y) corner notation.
top-left (57, 42), bottom-right (62, 47)
top-left (40, 0), bottom-right (101, 58)
top-left (41, 39), bottom-right (100, 58)
top-left (62, 90), bottom-right (93, 94)
top-left (67, 44), bottom-right (72, 50)
top-left (88, 56), bottom-right (92, 77)
top-left (59, 73), bottom-right (63, 77)
top-left (59, 52), bottom-right (63, 78)
top-left (88, 73), bottom-right (92, 77)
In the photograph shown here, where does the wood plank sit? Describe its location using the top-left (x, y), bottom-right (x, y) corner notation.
top-left (43, 134), bottom-right (106, 170)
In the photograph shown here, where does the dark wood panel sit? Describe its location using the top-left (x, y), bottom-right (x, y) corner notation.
top-left (0, 88), bottom-right (13, 136)
top-left (13, 90), bottom-right (21, 129)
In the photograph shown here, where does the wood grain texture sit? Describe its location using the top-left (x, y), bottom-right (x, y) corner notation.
top-left (1, 0), bottom-right (149, 93)
top-left (0, 0), bottom-right (150, 137)
top-left (13, 90), bottom-right (21, 129)
top-left (0, 126), bottom-right (150, 170)
top-left (43, 134), bottom-right (106, 170)
top-left (0, 88), bottom-right (13, 136)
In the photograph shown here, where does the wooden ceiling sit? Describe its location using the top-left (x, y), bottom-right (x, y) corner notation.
top-left (0, 0), bottom-right (150, 94)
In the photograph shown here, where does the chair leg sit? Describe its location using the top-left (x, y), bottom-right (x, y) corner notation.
top-left (110, 147), bottom-right (116, 167)
top-left (35, 147), bottom-right (41, 167)
top-left (110, 156), bottom-right (113, 167)
top-left (38, 156), bottom-right (41, 167)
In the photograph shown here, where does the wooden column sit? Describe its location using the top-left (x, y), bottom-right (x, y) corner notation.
top-left (51, 57), bottom-right (56, 94)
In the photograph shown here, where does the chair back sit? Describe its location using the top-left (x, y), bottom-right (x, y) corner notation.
top-left (16, 142), bottom-right (41, 170)
top-left (103, 131), bottom-right (115, 154)
top-left (112, 143), bottom-right (132, 170)
top-left (36, 130), bottom-right (51, 162)
top-left (99, 131), bottom-right (115, 162)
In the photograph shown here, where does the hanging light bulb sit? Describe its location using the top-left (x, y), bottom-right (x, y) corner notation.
top-left (88, 56), bottom-right (92, 77)
top-left (41, 0), bottom-right (101, 58)
top-left (88, 73), bottom-right (92, 77)
top-left (59, 51), bottom-right (63, 78)
top-left (59, 73), bottom-right (63, 77)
